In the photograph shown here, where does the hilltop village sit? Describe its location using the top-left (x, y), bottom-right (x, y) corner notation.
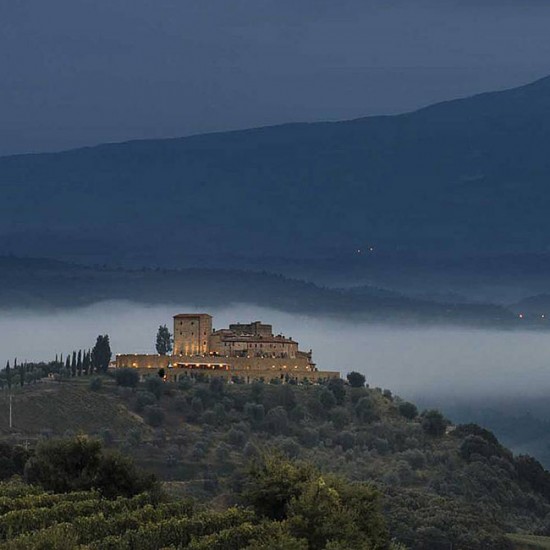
top-left (116, 313), bottom-right (339, 383)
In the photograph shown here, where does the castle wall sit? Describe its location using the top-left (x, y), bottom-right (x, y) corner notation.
top-left (164, 367), bottom-right (340, 384)
top-left (115, 353), bottom-right (338, 383)
top-left (116, 354), bottom-right (173, 369)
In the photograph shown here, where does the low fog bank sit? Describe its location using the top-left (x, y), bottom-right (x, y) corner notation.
top-left (2, 300), bottom-right (550, 401)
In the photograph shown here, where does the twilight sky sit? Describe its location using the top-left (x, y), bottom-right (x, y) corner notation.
top-left (2, 0), bottom-right (550, 156)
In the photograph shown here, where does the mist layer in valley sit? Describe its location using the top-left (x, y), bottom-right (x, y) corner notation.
top-left (3, 301), bottom-right (550, 463)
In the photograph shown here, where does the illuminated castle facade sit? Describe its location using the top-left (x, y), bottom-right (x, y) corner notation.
top-left (116, 313), bottom-right (339, 383)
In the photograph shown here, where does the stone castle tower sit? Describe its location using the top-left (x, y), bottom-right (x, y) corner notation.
top-left (173, 313), bottom-right (212, 356)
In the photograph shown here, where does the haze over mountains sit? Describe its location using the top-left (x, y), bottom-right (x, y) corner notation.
top-left (1, 75), bottom-right (550, 266)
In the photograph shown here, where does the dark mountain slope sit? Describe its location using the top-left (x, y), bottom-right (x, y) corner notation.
top-left (0, 256), bottom-right (521, 326)
top-left (1, 76), bottom-right (550, 262)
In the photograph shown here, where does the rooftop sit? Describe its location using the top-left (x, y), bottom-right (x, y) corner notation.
top-left (173, 313), bottom-right (212, 319)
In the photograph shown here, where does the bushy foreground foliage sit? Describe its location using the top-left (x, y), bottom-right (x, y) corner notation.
top-left (0, 437), bottom-right (158, 500)
top-left (242, 454), bottom-right (388, 549)
top-left (0, 449), bottom-right (392, 550)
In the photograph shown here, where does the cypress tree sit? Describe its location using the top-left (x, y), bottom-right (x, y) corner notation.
top-left (82, 351), bottom-right (88, 375)
top-left (71, 351), bottom-right (77, 377)
top-left (91, 335), bottom-right (112, 374)
top-left (156, 325), bottom-right (173, 355)
top-left (77, 350), bottom-right (83, 376)
top-left (5, 360), bottom-right (11, 391)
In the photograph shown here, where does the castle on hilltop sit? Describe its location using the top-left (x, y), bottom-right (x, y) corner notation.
top-left (116, 313), bottom-right (339, 383)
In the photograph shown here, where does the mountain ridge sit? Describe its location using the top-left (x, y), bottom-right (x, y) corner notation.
top-left (4, 73), bottom-right (549, 160)
top-left (2, 75), bottom-right (550, 263)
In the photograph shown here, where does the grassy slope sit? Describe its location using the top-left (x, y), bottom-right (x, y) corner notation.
top-left (0, 379), bottom-right (142, 437)
top-left (508, 534), bottom-right (550, 549)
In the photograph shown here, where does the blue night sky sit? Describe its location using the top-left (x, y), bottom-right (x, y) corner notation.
top-left (2, 0), bottom-right (550, 156)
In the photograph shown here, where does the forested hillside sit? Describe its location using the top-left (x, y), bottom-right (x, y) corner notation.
top-left (2, 367), bottom-right (550, 548)
top-left (0, 256), bottom-right (523, 326)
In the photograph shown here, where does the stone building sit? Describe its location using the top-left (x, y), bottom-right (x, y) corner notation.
top-left (116, 313), bottom-right (339, 383)
top-left (173, 313), bottom-right (212, 356)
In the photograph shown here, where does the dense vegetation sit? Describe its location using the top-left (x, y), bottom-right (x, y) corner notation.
top-left (0, 437), bottom-right (395, 549)
top-left (3, 369), bottom-right (550, 548)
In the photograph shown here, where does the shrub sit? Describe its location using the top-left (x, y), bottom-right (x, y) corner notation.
top-left (99, 428), bottom-right (114, 446)
top-left (216, 443), bottom-right (231, 462)
top-left (372, 438), bottom-right (390, 455)
top-left (298, 428), bottom-right (319, 448)
top-left (396, 460), bottom-right (414, 484)
top-left (174, 396), bottom-right (190, 414)
top-left (135, 391), bottom-right (157, 413)
top-left (244, 441), bottom-right (261, 460)
top-left (23, 437), bottom-right (157, 497)
top-left (336, 431), bottom-right (356, 451)
top-left (89, 377), bottom-right (102, 392)
top-left (178, 376), bottom-right (194, 391)
top-left (326, 378), bottom-right (346, 405)
top-left (117, 386), bottom-right (133, 400)
top-left (127, 428), bottom-right (142, 447)
top-left (191, 396), bottom-right (204, 416)
top-left (200, 410), bottom-right (217, 425)
top-left (144, 406), bottom-right (165, 427)
top-left (453, 424), bottom-right (499, 446)
top-left (276, 385), bottom-right (297, 411)
top-left (209, 377), bottom-right (225, 395)
top-left (421, 409), bottom-right (448, 437)
top-left (319, 388), bottom-right (336, 410)
top-left (265, 407), bottom-right (289, 435)
top-left (227, 428), bottom-right (247, 447)
top-left (277, 437), bottom-right (301, 459)
top-left (213, 403), bottom-right (227, 424)
top-left (250, 381), bottom-right (264, 403)
top-left (0, 442), bottom-right (31, 480)
top-left (114, 368), bottom-right (140, 388)
top-left (330, 407), bottom-right (351, 430)
top-left (355, 396), bottom-right (378, 423)
top-left (290, 404), bottom-right (306, 423)
top-left (243, 455), bottom-right (389, 548)
top-left (245, 402), bottom-right (265, 427)
top-left (145, 376), bottom-right (163, 399)
top-left (192, 442), bottom-right (208, 460)
top-left (346, 371), bottom-right (366, 388)
top-left (400, 449), bottom-right (426, 469)
top-left (398, 401), bottom-right (418, 420)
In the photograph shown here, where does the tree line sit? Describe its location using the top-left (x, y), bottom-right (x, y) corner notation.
top-left (0, 334), bottom-right (112, 389)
